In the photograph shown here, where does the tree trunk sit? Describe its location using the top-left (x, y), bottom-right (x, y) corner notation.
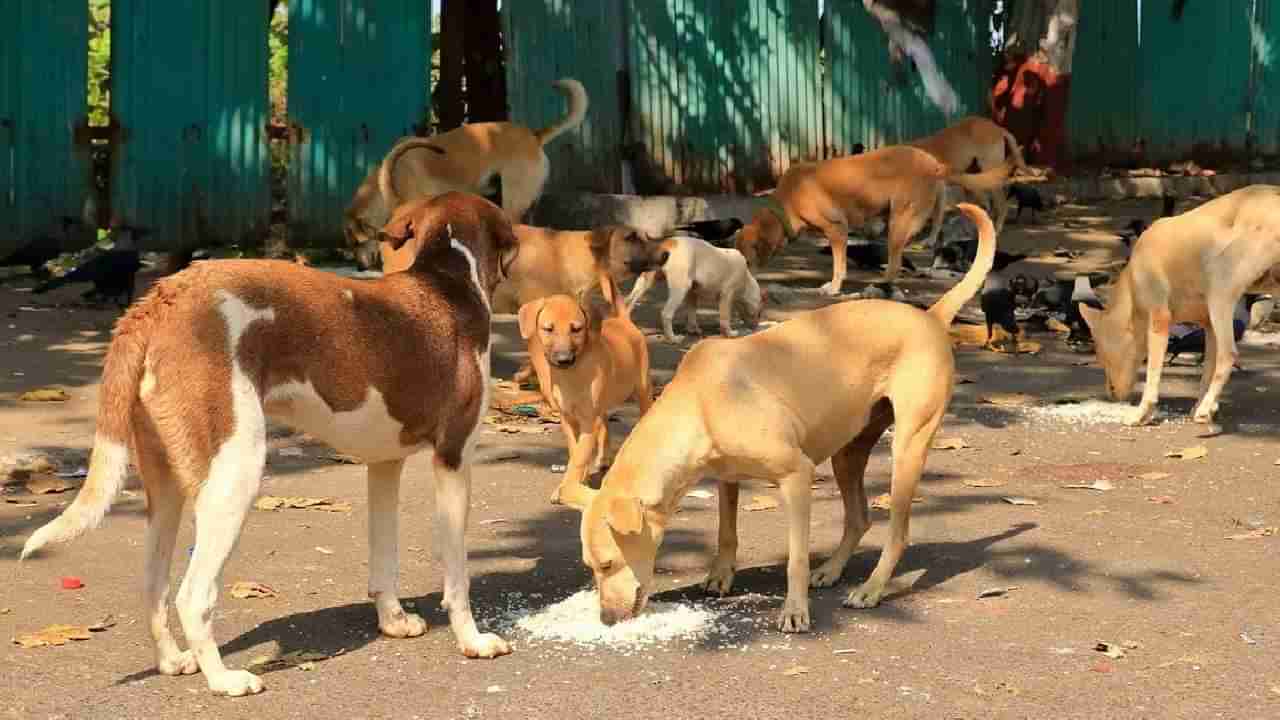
top-left (435, 0), bottom-right (467, 131)
top-left (463, 0), bottom-right (507, 123)
top-left (991, 0), bottom-right (1077, 170)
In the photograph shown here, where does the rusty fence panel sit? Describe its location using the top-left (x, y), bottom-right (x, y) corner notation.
top-left (287, 0), bottom-right (431, 247)
top-left (0, 1), bottom-right (94, 257)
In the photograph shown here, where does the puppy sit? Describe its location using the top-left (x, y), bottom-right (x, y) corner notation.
top-left (626, 235), bottom-right (764, 343)
top-left (734, 145), bottom-right (1011, 295)
top-left (564, 203), bottom-right (997, 632)
top-left (21, 193), bottom-right (518, 696)
top-left (1080, 184), bottom-right (1280, 425)
top-left (519, 286), bottom-right (653, 505)
top-left (343, 78), bottom-right (587, 263)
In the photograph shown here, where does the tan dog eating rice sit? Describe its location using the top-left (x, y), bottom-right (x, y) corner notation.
top-left (565, 203), bottom-right (997, 631)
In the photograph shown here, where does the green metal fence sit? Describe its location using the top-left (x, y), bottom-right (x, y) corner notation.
top-left (0, 2), bottom-right (94, 256)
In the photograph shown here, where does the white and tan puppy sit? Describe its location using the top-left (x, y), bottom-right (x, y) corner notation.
top-left (565, 203), bottom-right (997, 632)
top-left (21, 193), bottom-right (517, 696)
top-left (909, 116), bottom-right (1028, 235)
top-left (626, 235), bottom-right (764, 343)
top-left (343, 78), bottom-right (588, 263)
top-left (1080, 184), bottom-right (1280, 426)
top-left (735, 145), bottom-right (1010, 295)
top-left (519, 285), bottom-right (653, 505)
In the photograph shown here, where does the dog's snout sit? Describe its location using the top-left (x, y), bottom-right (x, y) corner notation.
top-left (599, 607), bottom-right (625, 626)
top-left (550, 350), bottom-right (577, 368)
top-left (627, 258), bottom-right (651, 273)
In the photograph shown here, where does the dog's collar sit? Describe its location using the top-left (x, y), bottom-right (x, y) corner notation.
top-left (760, 196), bottom-right (797, 241)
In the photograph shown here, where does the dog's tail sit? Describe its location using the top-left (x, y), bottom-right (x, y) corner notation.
top-left (378, 137), bottom-right (447, 212)
top-left (997, 126), bottom-right (1029, 173)
top-left (534, 78), bottom-right (589, 147)
top-left (945, 161), bottom-right (1014, 194)
top-left (928, 203), bottom-right (995, 327)
top-left (21, 297), bottom-right (155, 559)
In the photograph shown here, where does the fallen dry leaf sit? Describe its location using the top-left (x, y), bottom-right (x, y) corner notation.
top-left (477, 518), bottom-right (508, 526)
top-left (315, 546), bottom-right (335, 555)
top-left (977, 586), bottom-right (1018, 599)
top-left (979, 393), bottom-right (1037, 408)
top-left (4, 498), bottom-right (38, 507)
top-left (686, 489), bottom-right (714, 500)
top-left (955, 376), bottom-right (975, 385)
top-left (247, 649), bottom-right (332, 674)
top-left (1136, 472), bottom-right (1171, 481)
top-left (230, 581), bottom-right (278, 599)
top-left (24, 473), bottom-right (74, 495)
top-left (963, 478), bottom-right (1007, 488)
top-left (870, 493), bottom-right (925, 510)
top-left (87, 614), bottom-right (116, 632)
top-left (1224, 527), bottom-right (1276, 540)
top-left (19, 388), bottom-right (69, 402)
top-left (255, 496), bottom-right (352, 513)
top-left (744, 495), bottom-right (780, 512)
top-left (1165, 445), bottom-right (1208, 460)
top-left (782, 666), bottom-right (810, 677)
top-left (1061, 479), bottom-right (1114, 492)
top-left (1095, 641), bottom-right (1127, 659)
top-left (328, 453), bottom-right (360, 464)
top-left (933, 437), bottom-right (970, 450)
top-left (13, 624), bottom-right (92, 648)
top-left (1002, 496), bottom-right (1039, 506)
top-left (1147, 495), bottom-right (1176, 505)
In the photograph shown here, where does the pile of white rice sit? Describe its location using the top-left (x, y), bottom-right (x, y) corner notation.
top-left (1022, 400), bottom-right (1164, 426)
top-left (487, 589), bottom-right (782, 651)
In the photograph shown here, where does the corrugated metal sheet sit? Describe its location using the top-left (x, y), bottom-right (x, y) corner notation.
top-left (1065, 1), bottom-right (1141, 161)
top-left (626, 0), bottom-right (823, 194)
top-left (112, 0), bottom-right (270, 251)
top-left (288, 0), bottom-right (430, 247)
top-left (1138, 1), bottom-right (1254, 161)
top-left (502, 0), bottom-right (625, 193)
top-left (0, 1), bottom-right (93, 256)
top-left (825, 0), bottom-right (994, 153)
top-left (1254, 0), bottom-right (1280, 154)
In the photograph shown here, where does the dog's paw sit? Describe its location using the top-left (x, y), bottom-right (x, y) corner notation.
top-left (702, 559), bottom-right (736, 596)
top-left (157, 649), bottom-right (199, 676)
top-left (379, 611), bottom-right (428, 639)
top-left (777, 599), bottom-right (811, 633)
top-left (818, 281), bottom-right (842, 296)
top-left (663, 334), bottom-right (685, 344)
top-left (1124, 406), bottom-right (1154, 427)
top-left (207, 669), bottom-right (265, 697)
top-left (721, 328), bottom-right (739, 338)
top-left (843, 581), bottom-right (886, 609)
top-left (1192, 398), bottom-right (1219, 423)
top-left (808, 560), bottom-right (845, 588)
top-left (459, 632), bottom-right (511, 659)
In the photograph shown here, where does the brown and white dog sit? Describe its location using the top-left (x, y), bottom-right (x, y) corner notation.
top-left (343, 78), bottom-right (588, 267)
top-left (626, 234), bottom-right (764, 343)
top-left (1080, 184), bottom-right (1280, 426)
top-left (734, 145), bottom-right (1010, 295)
top-left (21, 193), bottom-right (517, 696)
top-left (909, 116), bottom-right (1028, 235)
top-left (518, 284), bottom-right (654, 505)
top-left (565, 203), bottom-right (997, 631)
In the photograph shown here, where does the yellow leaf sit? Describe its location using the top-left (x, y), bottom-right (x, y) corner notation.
top-left (744, 496), bottom-right (780, 512)
top-left (782, 665), bottom-right (810, 677)
top-left (13, 624), bottom-right (93, 648)
top-left (19, 388), bottom-right (69, 402)
top-left (230, 581), bottom-right (278, 599)
top-left (933, 437), bottom-right (970, 450)
top-left (1165, 445), bottom-right (1208, 460)
top-left (963, 478), bottom-right (1007, 488)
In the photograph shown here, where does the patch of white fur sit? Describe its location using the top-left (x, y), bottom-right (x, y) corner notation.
top-left (343, 289), bottom-right (354, 302)
top-left (450, 234), bottom-right (490, 313)
top-left (265, 381), bottom-right (423, 464)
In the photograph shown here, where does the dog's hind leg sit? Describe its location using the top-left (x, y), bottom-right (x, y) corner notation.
top-left (433, 453), bottom-right (511, 658)
top-left (703, 478), bottom-right (739, 596)
top-left (922, 183), bottom-right (947, 249)
top-left (810, 406), bottom-right (893, 588)
top-left (660, 281), bottom-right (691, 343)
top-left (135, 432), bottom-right (195, 677)
top-left (845, 402), bottom-right (941, 610)
top-left (174, 416), bottom-right (267, 696)
top-left (1127, 306), bottom-right (1172, 426)
top-left (818, 223), bottom-right (850, 296)
top-left (991, 188), bottom-right (1010, 234)
top-left (368, 459), bottom-right (427, 638)
top-left (717, 282), bottom-right (740, 337)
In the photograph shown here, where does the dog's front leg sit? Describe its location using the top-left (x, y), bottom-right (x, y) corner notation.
top-left (368, 459), bottom-right (427, 638)
top-left (551, 417), bottom-right (594, 504)
top-left (1128, 308), bottom-right (1171, 426)
top-left (777, 460), bottom-right (816, 632)
top-left (433, 454), bottom-right (511, 658)
top-left (703, 478), bottom-right (739, 596)
top-left (626, 270), bottom-right (656, 312)
top-left (819, 228), bottom-right (848, 296)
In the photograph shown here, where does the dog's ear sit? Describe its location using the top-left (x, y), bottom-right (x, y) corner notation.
top-left (380, 210), bottom-right (417, 250)
top-left (588, 227), bottom-right (615, 260)
top-left (517, 299), bottom-right (545, 340)
top-left (559, 484), bottom-right (596, 512)
top-left (605, 494), bottom-right (644, 536)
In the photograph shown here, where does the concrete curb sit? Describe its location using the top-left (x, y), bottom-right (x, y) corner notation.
top-left (529, 172), bottom-right (1280, 232)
